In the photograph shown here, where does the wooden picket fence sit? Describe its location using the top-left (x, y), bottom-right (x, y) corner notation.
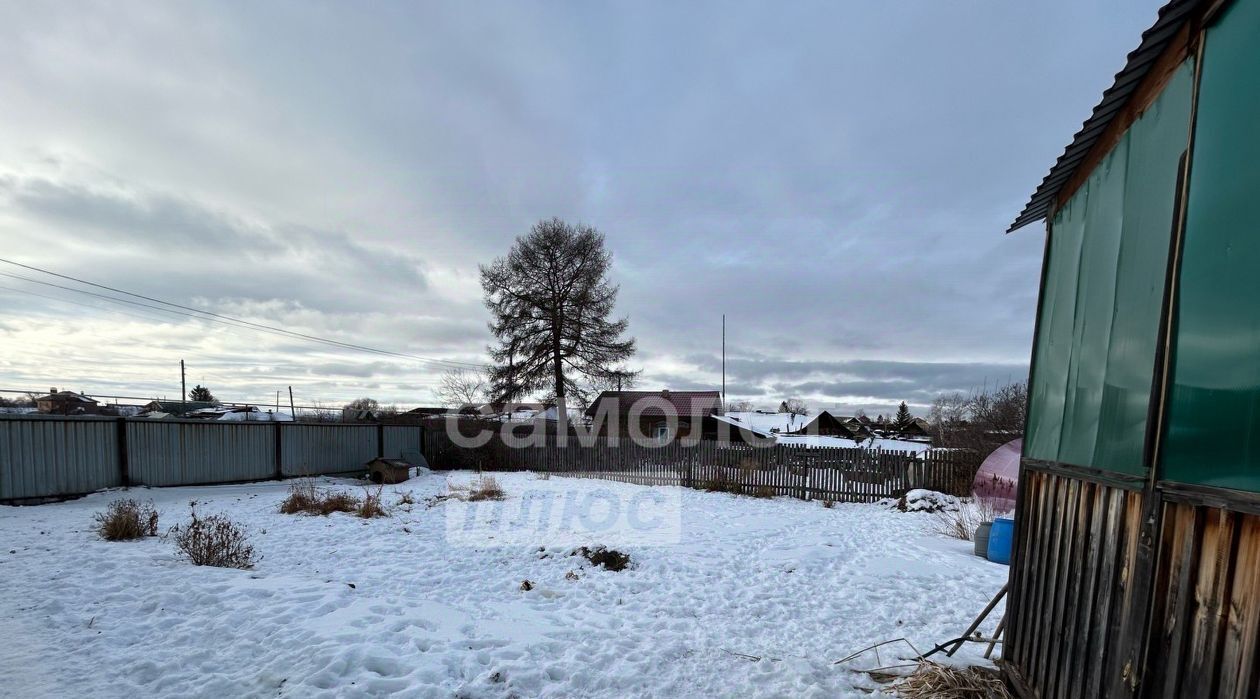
top-left (422, 429), bottom-right (977, 503)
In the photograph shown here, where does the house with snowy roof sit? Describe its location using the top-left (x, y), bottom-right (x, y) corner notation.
top-left (34, 388), bottom-right (100, 415)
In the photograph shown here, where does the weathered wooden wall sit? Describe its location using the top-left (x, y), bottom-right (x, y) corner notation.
top-left (1144, 499), bottom-right (1260, 698)
top-left (1004, 467), bottom-right (1149, 698)
top-left (1004, 465), bottom-right (1260, 698)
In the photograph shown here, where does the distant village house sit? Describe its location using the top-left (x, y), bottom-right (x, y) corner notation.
top-left (35, 388), bottom-right (100, 415)
top-left (585, 390), bottom-right (722, 440)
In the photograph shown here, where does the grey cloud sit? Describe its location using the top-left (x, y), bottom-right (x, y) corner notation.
top-left (0, 0), bottom-right (1164, 407)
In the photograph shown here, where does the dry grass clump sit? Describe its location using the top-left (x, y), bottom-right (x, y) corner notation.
top-left (822, 499), bottom-right (836, 509)
top-left (888, 660), bottom-right (1010, 698)
top-left (356, 486), bottom-right (389, 519)
top-left (929, 498), bottom-right (999, 542)
top-left (171, 505), bottom-right (256, 569)
top-left (396, 491), bottom-right (416, 506)
top-left (468, 474), bottom-right (506, 501)
top-left (279, 480), bottom-right (318, 513)
top-left (699, 470), bottom-right (745, 495)
top-left (751, 485), bottom-right (775, 499)
top-left (94, 499), bottom-right (160, 541)
top-left (280, 480), bottom-right (360, 516)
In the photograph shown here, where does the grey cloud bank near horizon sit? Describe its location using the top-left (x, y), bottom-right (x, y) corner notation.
top-left (0, 1), bottom-right (1164, 413)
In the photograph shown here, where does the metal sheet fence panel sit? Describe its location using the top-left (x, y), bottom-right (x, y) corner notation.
top-left (382, 425), bottom-right (422, 459)
top-left (126, 420), bottom-right (277, 487)
top-left (0, 416), bottom-right (121, 500)
top-left (281, 423), bottom-right (378, 476)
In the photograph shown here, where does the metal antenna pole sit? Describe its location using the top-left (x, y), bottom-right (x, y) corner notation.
top-left (722, 314), bottom-right (726, 408)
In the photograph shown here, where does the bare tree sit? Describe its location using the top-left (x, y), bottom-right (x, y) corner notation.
top-left (306, 401), bottom-right (340, 422)
top-left (927, 381), bottom-right (1029, 452)
top-left (344, 397), bottom-right (379, 412)
top-left (928, 392), bottom-right (970, 445)
top-left (480, 218), bottom-right (637, 411)
top-left (436, 367), bottom-right (489, 409)
top-left (970, 382), bottom-right (1027, 437)
top-left (725, 399), bottom-right (755, 413)
top-left (780, 398), bottom-right (810, 429)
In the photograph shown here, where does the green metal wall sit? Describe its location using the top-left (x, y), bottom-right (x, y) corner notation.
top-left (1162, 0), bottom-right (1260, 491)
top-left (1025, 60), bottom-right (1194, 475)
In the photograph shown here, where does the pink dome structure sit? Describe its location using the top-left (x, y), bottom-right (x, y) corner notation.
top-left (972, 438), bottom-right (1021, 512)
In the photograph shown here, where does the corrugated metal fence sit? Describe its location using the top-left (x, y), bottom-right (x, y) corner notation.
top-left (0, 416), bottom-right (425, 501)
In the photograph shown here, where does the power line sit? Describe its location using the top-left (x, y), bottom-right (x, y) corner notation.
top-left (0, 282), bottom-right (189, 326)
top-left (0, 257), bottom-right (488, 370)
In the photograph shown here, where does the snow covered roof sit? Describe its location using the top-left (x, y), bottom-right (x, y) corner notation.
top-left (716, 411), bottom-right (813, 435)
top-left (181, 406), bottom-right (293, 422)
top-left (142, 400), bottom-right (218, 416)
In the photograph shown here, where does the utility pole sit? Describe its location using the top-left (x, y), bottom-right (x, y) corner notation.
top-left (180, 360), bottom-right (186, 403)
top-left (288, 386), bottom-right (296, 420)
top-left (721, 313), bottom-right (726, 409)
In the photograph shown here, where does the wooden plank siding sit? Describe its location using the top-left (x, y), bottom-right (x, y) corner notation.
top-left (1003, 467), bottom-right (1148, 698)
top-left (1144, 500), bottom-right (1260, 698)
top-left (1006, 463), bottom-right (1260, 698)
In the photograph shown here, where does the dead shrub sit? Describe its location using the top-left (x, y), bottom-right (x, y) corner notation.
top-left (574, 545), bottom-right (631, 572)
top-left (356, 486), bottom-right (389, 519)
top-left (888, 660), bottom-right (1010, 698)
top-left (699, 469), bottom-right (745, 495)
top-left (280, 480), bottom-right (360, 516)
top-left (468, 474), bottom-right (506, 501)
top-left (396, 491), bottom-right (416, 506)
top-left (929, 498), bottom-right (999, 542)
top-left (94, 499), bottom-right (159, 541)
top-left (171, 506), bottom-right (256, 569)
top-left (751, 485), bottom-right (775, 499)
top-left (822, 499), bottom-right (836, 509)
top-left (279, 480), bottom-right (318, 514)
top-left (318, 491), bottom-right (360, 515)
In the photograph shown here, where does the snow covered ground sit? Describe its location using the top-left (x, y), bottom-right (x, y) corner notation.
top-left (0, 472), bottom-right (1008, 698)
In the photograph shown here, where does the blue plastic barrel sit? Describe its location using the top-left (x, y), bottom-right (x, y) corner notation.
top-left (987, 517), bottom-right (1015, 565)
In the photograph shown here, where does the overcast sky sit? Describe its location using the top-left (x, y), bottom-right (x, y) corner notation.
top-left (0, 0), bottom-right (1164, 414)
